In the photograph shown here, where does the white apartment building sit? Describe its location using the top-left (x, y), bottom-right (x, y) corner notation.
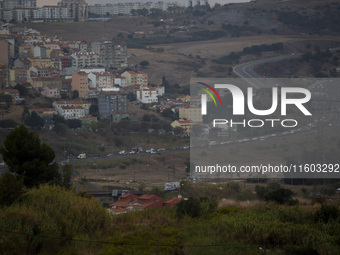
top-left (88, 1), bottom-right (179, 16)
top-left (40, 6), bottom-right (69, 20)
top-left (114, 76), bottom-right (127, 87)
top-left (88, 72), bottom-right (113, 89)
top-left (0, 10), bottom-right (13, 22)
top-left (136, 86), bottom-right (164, 104)
top-left (52, 100), bottom-right (86, 119)
top-left (13, 8), bottom-right (31, 22)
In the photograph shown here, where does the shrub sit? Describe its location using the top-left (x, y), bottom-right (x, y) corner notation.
top-left (314, 205), bottom-right (339, 223)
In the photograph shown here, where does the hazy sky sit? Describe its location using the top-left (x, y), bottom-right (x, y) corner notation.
top-left (37, 0), bottom-right (251, 7)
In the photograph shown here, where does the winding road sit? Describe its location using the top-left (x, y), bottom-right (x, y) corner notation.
top-left (233, 54), bottom-right (302, 88)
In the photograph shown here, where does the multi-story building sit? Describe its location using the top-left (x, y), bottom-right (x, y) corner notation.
top-left (71, 52), bottom-right (101, 68)
top-left (0, 10), bottom-right (13, 22)
top-left (30, 66), bottom-right (60, 78)
top-left (43, 42), bottom-right (61, 57)
top-left (9, 67), bottom-right (30, 85)
top-left (60, 56), bottom-right (72, 69)
top-left (13, 8), bottom-right (32, 22)
top-left (179, 105), bottom-right (202, 122)
top-left (0, 0), bottom-right (36, 9)
top-left (79, 41), bottom-right (87, 53)
top-left (28, 57), bottom-right (53, 68)
top-left (39, 6), bottom-right (69, 20)
top-left (30, 77), bottom-right (62, 89)
top-left (72, 71), bottom-right (89, 99)
top-left (98, 91), bottom-right (128, 119)
top-left (58, 0), bottom-right (88, 21)
top-left (88, 1), bottom-right (179, 16)
top-left (121, 70), bottom-right (148, 86)
top-left (19, 44), bottom-right (33, 58)
top-left (186, 0), bottom-right (209, 8)
top-left (114, 76), bottom-right (127, 87)
top-left (88, 72), bottom-right (113, 89)
top-left (171, 119), bottom-right (192, 135)
top-left (88, 41), bottom-right (101, 53)
top-left (0, 39), bottom-right (10, 66)
top-left (52, 100), bottom-right (86, 119)
top-left (136, 86), bottom-right (162, 104)
top-left (100, 41), bottom-right (127, 68)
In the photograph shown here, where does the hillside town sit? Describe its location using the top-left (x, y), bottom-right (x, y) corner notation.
top-left (0, 22), bottom-right (205, 135)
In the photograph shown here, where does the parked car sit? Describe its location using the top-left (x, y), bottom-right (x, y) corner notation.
top-left (77, 153), bottom-right (86, 159)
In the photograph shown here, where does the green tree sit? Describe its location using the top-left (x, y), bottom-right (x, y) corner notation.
top-left (14, 84), bottom-right (27, 97)
top-left (0, 125), bottom-right (60, 188)
top-left (140, 60), bottom-right (149, 67)
top-left (66, 119), bottom-right (81, 129)
top-left (264, 188), bottom-right (294, 204)
top-left (72, 90), bottom-right (79, 99)
top-left (89, 104), bottom-right (99, 117)
top-left (0, 172), bottom-right (26, 207)
top-left (127, 92), bottom-right (136, 102)
top-left (176, 197), bottom-right (201, 218)
top-left (24, 111), bottom-right (45, 129)
top-left (57, 164), bottom-right (73, 189)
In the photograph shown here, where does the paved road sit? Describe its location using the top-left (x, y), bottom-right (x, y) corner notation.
top-left (233, 54), bottom-right (302, 88)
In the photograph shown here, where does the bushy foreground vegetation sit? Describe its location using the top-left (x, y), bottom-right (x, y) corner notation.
top-left (0, 184), bottom-right (340, 255)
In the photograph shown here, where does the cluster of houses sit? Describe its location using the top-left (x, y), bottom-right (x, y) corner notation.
top-left (0, 24), bottom-right (169, 127)
top-left (0, 23), bottom-right (217, 137)
top-left (108, 192), bottom-right (182, 215)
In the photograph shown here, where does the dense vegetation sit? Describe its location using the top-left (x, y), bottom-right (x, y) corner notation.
top-left (0, 184), bottom-right (340, 254)
top-left (212, 42), bottom-right (283, 65)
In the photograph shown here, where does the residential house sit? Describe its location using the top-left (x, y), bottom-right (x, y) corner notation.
top-left (88, 72), bottom-right (113, 89)
top-left (163, 196), bottom-right (182, 207)
top-left (114, 76), bottom-right (127, 87)
top-left (9, 67), bottom-right (30, 86)
top-left (30, 77), bottom-right (62, 89)
top-left (41, 86), bottom-right (60, 98)
top-left (107, 193), bottom-right (181, 215)
top-left (71, 52), bottom-right (101, 68)
top-left (100, 41), bottom-right (127, 68)
top-left (28, 57), bottom-right (53, 68)
top-left (18, 44), bottom-right (33, 58)
top-left (52, 100), bottom-right (87, 119)
top-left (136, 86), bottom-right (163, 104)
top-left (179, 104), bottom-right (202, 122)
top-left (29, 108), bottom-right (58, 126)
top-left (176, 95), bottom-right (191, 102)
top-left (33, 45), bottom-right (47, 58)
top-left (72, 71), bottom-right (89, 99)
top-left (4, 89), bottom-right (24, 104)
top-left (171, 119), bottom-right (193, 135)
top-left (60, 56), bottom-right (72, 69)
top-left (107, 193), bottom-right (163, 214)
top-left (121, 70), bottom-right (148, 86)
